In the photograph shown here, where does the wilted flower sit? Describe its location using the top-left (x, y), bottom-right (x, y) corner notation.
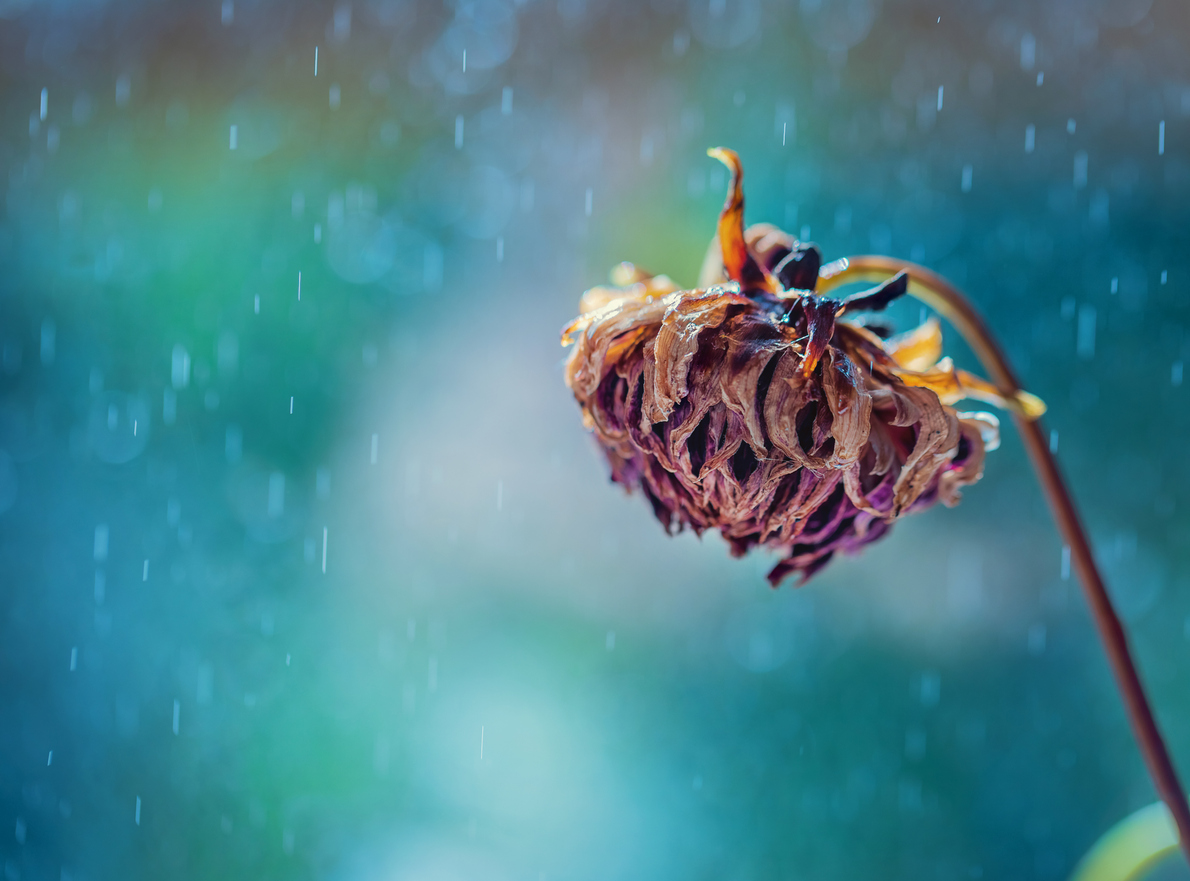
top-left (562, 148), bottom-right (1044, 585)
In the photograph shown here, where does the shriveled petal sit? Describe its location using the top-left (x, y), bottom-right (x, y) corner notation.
top-left (799, 295), bottom-right (839, 377)
top-left (663, 345), bottom-right (728, 475)
top-left (896, 356), bottom-right (1047, 419)
top-left (574, 273), bottom-right (679, 318)
top-left (937, 414), bottom-right (997, 506)
top-left (774, 246), bottom-right (823, 293)
top-left (819, 348), bottom-right (873, 468)
top-left (644, 285), bottom-right (744, 424)
top-left (720, 318), bottom-right (787, 454)
top-left (561, 149), bottom-right (1023, 586)
top-left (748, 223), bottom-right (798, 274)
top-left (839, 271), bottom-right (908, 314)
top-left (565, 297), bottom-right (667, 399)
top-left (843, 462), bottom-right (896, 517)
top-left (698, 223), bottom-right (798, 289)
top-left (957, 410), bottom-right (1001, 452)
top-left (762, 349), bottom-right (818, 468)
top-left (886, 318), bottom-right (944, 371)
top-left (707, 148), bottom-right (776, 292)
top-left (890, 385), bottom-right (961, 515)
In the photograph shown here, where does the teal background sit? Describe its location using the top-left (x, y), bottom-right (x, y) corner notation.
top-left (2, 1), bottom-right (1190, 879)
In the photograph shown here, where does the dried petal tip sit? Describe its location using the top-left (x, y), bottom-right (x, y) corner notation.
top-left (839, 271), bottom-right (909, 314)
top-left (706, 147), bottom-right (773, 292)
top-left (1013, 390), bottom-right (1047, 420)
top-left (610, 262), bottom-right (650, 286)
top-left (562, 149), bottom-right (1036, 585)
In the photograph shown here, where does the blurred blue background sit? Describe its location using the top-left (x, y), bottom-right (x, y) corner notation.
top-left (1, 0), bottom-right (1189, 878)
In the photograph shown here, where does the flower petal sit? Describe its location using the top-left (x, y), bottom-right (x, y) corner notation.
top-left (839, 271), bottom-right (908, 314)
top-left (644, 286), bottom-right (743, 424)
top-left (895, 356), bottom-right (1047, 419)
top-left (707, 148), bottom-right (776, 292)
top-left (820, 348), bottom-right (874, 468)
top-left (886, 318), bottom-right (944, 371)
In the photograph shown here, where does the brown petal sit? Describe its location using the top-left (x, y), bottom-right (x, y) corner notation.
top-left (838, 271), bottom-right (908, 314)
top-left (774, 246), bottom-right (823, 292)
top-left (799, 296), bottom-right (839, 377)
top-left (566, 297), bottom-right (666, 400)
top-left (937, 415), bottom-right (993, 507)
top-left (720, 317), bottom-right (787, 454)
top-left (762, 349), bottom-right (817, 468)
top-left (819, 347), bottom-right (873, 468)
top-left (890, 385), bottom-right (961, 515)
top-left (645, 286), bottom-right (741, 424)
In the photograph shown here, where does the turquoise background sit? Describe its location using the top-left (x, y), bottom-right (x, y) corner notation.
top-left (1, 1), bottom-right (1190, 879)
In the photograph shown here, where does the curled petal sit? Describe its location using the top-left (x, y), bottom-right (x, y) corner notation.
top-left (890, 385), bottom-right (961, 515)
top-left (762, 349), bottom-right (818, 467)
top-left (775, 246), bottom-right (823, 292)
top-left (839, 271), bottom-right (908, 314)
top-left (720, 320), bottom-right (787, 454)
top-left (896, 356), bottom-right (1047, 419)
top-left (565, 297), bottom-right (666, 399)
top-left (798, 295), bottom-right (839, 377)
top-left (938, 413), bottom-right (999, 506)
top-left (748, 223), bottom-right (797, 274)
top-left (885, 318), bottom-right (944, 371)
top-left (573, 273), bottom-right (679, 321)
top-left (819, 348), bottom-right (873, 468)
top-left (707, 148), bottom-right (776, 292)
top-left (645, 286), bottom-right (744, 424)
top-left (958, 410), bottom-right (1001, 452)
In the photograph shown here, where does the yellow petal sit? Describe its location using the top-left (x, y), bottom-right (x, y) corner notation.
top-left (894, 356), bottom-right (1047, 420)
top-left (574, 274), bottom-right (679, 319)
top-left (887, 318), bottom-right (944, 371)
top-left (610, 262), bottom-right (653, 286)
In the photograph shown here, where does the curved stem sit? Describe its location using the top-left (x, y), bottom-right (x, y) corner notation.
top-left (821, 255), bottom-right (1190, 868)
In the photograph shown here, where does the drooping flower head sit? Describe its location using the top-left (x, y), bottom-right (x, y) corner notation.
top-left (561, 149), bottom-right (1044, 585)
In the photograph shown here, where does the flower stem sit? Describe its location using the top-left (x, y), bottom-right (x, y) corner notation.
top-left (824, 255), bottom-right (1190, 868)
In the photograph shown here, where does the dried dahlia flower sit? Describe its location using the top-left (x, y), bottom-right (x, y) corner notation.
top-left (561, 148), bottom-right (1044, 585)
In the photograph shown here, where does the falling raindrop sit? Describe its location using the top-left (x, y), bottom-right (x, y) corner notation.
top-left (1020, 32), bottom-right (1035, 70)
top-left (1076, 304), bottom-right (1096, 359)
